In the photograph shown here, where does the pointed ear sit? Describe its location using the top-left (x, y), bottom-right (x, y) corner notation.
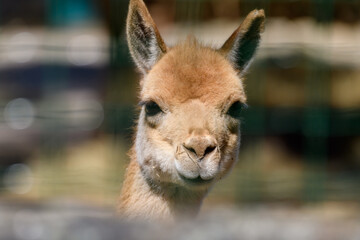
top-left (126, 0), bottom-right (167, 74)
top-left (220, 9), bottom-right (265, 73)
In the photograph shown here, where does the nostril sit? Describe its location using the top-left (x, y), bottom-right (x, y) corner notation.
top-left (184, 145), bottom-right (197, 155)
top-left (183, 144), bottom-right (217, 159)
top-left (204, 146), bottom-right (216, 156)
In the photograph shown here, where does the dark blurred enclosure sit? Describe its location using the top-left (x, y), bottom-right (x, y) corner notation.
top-left (0, 0), bottom-right (359, 218)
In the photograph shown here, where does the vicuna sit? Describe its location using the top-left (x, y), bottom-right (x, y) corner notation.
top-left (118, 0), bottom-right (265, 221)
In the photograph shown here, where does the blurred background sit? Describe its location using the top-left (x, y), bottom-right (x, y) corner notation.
top-left (0, 0), bottom-right (360, 238)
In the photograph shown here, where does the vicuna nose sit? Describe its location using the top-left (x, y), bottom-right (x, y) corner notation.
top-left (183, 129), bottom-right (217, 160)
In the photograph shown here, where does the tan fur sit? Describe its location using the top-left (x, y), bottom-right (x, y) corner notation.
top-left (119, 0), bottom-right (265, 222)
top-left (119, 149), bottom-right (206, 221)
top-left (142, 38), bottom-right (246, 105)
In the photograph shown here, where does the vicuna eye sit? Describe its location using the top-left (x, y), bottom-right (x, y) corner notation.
top-left (226, 101), bottom-right (247, 119)
top-left (145, 101), bottom-right (162, 116)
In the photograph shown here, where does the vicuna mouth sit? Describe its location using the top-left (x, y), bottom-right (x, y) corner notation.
top-left (180, 175), bottom-right (213, 185)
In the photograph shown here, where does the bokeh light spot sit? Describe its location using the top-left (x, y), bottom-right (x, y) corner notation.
top-left (7, 32), bottom-right (38, 63)
top-left (3, 164), bottom-right (34, 195)
top-left (4, 98), bottom-right (36, 130)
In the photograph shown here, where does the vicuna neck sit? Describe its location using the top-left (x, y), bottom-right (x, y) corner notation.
top-left (118, 147), bottom-right (208, 221)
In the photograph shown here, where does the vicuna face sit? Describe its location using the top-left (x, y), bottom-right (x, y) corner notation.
top-left (127, 0), bottom-right (264, 190)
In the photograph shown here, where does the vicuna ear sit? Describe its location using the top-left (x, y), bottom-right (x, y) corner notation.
top-left (220, 9), bottom-right (265, 73)
top-left (126, 0), bottom-right (167, 74)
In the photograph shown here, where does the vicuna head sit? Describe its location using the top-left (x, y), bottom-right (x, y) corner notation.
top-left (120, 0), bottom-right (265, 220)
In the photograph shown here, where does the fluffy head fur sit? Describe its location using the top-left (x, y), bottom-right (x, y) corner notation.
top-left (119, 0), bottom-right (265, 221)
